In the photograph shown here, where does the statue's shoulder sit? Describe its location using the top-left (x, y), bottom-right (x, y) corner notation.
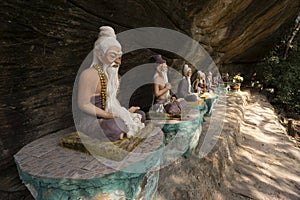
top-left (154, 75), bottom-right (163, 83)
top-left (79, 68), bottom-right (98, 81)
top-left (82, 67), bottom-right (97, 75)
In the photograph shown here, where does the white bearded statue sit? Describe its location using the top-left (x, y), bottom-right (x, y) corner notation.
top-left (153, 63), bottom-right (170, 99)
top-left (183, 64), bottom-right (192, 94)
top-left (207, 71), bottom-right (213, 90)
top-left (93, 26), bottom-right (144, 137)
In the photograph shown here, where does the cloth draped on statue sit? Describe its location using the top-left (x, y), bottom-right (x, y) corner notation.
top-left (78, 95), bottom-right (145, 142)
top-left (177, 77), bottom-right (198, 102)
top-left (77, 64), bottom-right (145, 142)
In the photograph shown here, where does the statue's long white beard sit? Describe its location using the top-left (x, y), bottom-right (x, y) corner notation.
top-left (153, 71), bottom-right (170, 99)
top-left (207, 73), bottom-right (212, 89)
top-left (187, 77), bottom-right (192, 94)
top-left (104, 63), bottom-right (144, 137)
top-left (162, 71), bottom-right (170, 99)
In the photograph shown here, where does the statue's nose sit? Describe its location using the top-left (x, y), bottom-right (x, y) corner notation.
top-left (114, 57), bottom-right (121, 65)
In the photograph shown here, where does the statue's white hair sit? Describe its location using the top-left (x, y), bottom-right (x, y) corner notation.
top-left (91, 26), bottom-right (121, 67)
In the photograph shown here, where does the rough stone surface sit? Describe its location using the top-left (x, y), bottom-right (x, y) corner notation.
top-left (157, 91), bottom-right (300, 200)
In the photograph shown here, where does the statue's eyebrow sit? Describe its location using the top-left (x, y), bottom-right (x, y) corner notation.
top-left (108, 50), bottom-right (123, 55)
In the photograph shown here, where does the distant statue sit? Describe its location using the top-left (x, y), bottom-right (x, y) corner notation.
top-left (152, 55), bottom-right (186, 115)
top-left (207, 71), bottom-right (213, 91)
top-left (193, 70), bottom-right (207, 94)
top-left (153, 55), bottom-right (172, 104)
top-left (77, 26), bottom-right (145, 141)
top-left (213, 73), bottom-right (222, 86)
top-left (177, 64), bottom-right (198, 101)
top-left (222, 73), bottom-right (230, 82)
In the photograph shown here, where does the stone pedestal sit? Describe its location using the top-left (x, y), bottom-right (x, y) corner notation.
top-left (149, 108), bottom-right (204, 162)
top-left (14, 128), bottom-right (164, 200)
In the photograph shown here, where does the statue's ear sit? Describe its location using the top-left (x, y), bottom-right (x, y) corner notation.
top-left (97, 50), bottom-right (103, 56)
top-left (96, 50), bottom-right (104, 60)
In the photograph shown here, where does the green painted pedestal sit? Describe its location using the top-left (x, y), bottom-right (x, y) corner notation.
top-left (14, 128), bottom-right (164, 200)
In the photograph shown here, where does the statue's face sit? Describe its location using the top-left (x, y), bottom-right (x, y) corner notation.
top-left (98, 46), bottom-right (122, 66)
top-left (186, 70), bottom-right (192, 77)
top-left (161, 63), bottom-right (168, 71)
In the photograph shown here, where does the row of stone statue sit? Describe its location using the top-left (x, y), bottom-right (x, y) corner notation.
top-left (152, 54), bottom-right (220, 104)
top-left (76, 26), bottom-right (218, 143)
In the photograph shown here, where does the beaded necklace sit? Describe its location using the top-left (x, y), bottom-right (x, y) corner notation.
top-left (92, 64), bottom-right (107, 110)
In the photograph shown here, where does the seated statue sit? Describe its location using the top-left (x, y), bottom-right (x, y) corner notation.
top-left (207, 71), bottom-right (213, 91)
top-left (177, 64), bottom-right (198, 102)
top-left (222, 73), bottom-right (230, 82)
top-left (153, 55), bottom-right (172, 104)
top-left (151, 55), bottom-right (186, 116)
top-left (193, 70), bottom-right (208, 94)
top-left (77, 26), bottom-right (145, 142)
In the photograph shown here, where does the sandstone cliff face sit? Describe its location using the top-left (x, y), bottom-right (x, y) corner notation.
top-left (0, 0), bottom-right (299, 198)
top-left (191, 0), bottom-right (300, 63)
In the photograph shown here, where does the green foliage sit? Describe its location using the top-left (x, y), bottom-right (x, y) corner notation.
top-left (263, 28), bottom-right (300, 114)
top-left (232, 74), bottom-right (244, 83)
